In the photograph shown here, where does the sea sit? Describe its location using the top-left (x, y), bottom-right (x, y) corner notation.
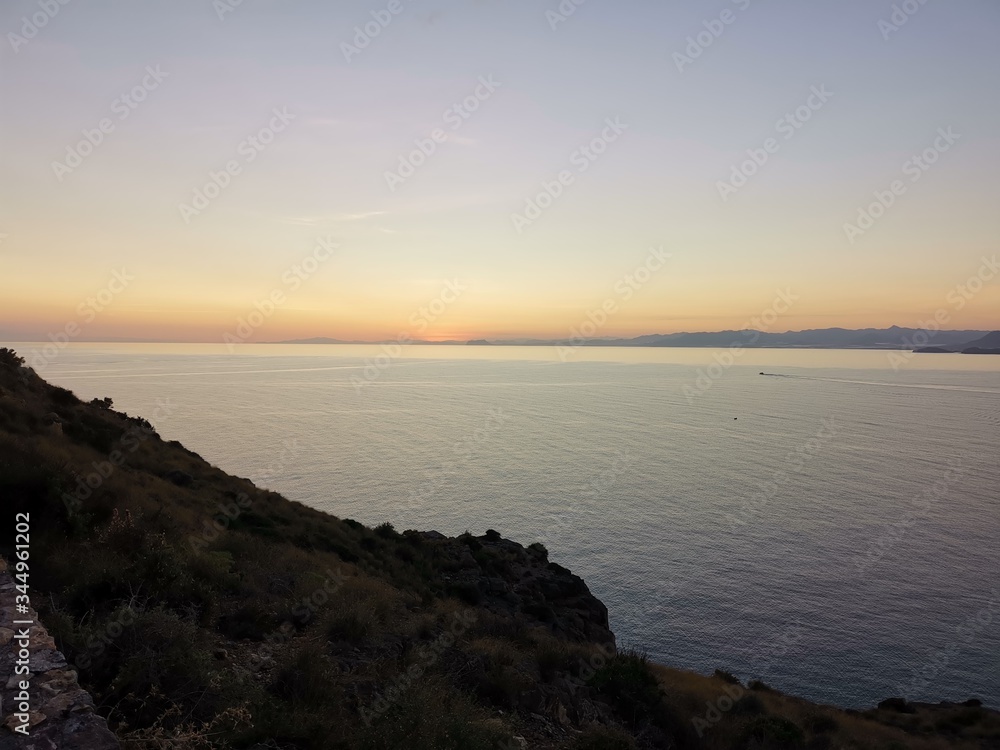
top-left (15, 342), bottom-right (1000, 709)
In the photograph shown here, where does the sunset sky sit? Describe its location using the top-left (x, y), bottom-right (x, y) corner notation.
top-left (2, 0), bottom-right (998, 343)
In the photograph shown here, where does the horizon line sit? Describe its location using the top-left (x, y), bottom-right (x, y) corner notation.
top-left (1, 323), bottom-right (995, 348)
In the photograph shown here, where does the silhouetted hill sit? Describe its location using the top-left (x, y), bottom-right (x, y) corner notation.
top-left (960, 330), bottom-right (1000, 353)
top-left (915, 330), bottom-right (1000, 354)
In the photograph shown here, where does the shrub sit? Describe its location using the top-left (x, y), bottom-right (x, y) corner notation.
top-left (268, 640), bottom-right (338, 709)
top-left (217, 602), bottom-right (278, 641)
top-left (102, 607), bottom-right (215, 727)
top-left (449, 581), bottom-right (482, 605)
top-left (737, 717), bottom-right (805, 749)
top-left (714, 668), bottom-right (742, 685)
top-left (0, 348), bottom-right (24, 368)
top-left (460, 532), bottom-right (482, 552)
top-left (228, 510), bottom-right (276, 534)
top-left (524, 600), bottom-right (556, 622)
top-left (402, 529), bottom-right (425, 546)
top-left (528, 542), bottom-right (548, 560)
top-left (188, 550), bottom-right (239, 593)
top-left (327, 611), bottom-right (370, 643)
top-left (375, 521), bottom-right (396, 539)
top-left (360, 679), bottom-right (510, 750)
top-left (588, 650), bottom-right (663, 729)
top-left (802, 713), bottom-right (838, 733)
top-left (537, 641), bottom-right (573, 680)
top-left (62, 411), bottom-right (122, 453)
top-left (474, 664), bottom-right (531, 708)
top-left (328, 541), bottom-right (360, 563)
top-left (877, 697), bottom-right (913, 713)
top-left (732, 693), bottom-right (766, 716)
top-left (469, 612), bottom-right (531, 645)
top-left (50, 386), bottom-right (79, 406)
top-left (951, 707), bottom-right (985, 726)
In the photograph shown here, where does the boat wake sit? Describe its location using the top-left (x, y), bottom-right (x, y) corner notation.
top-left (759, 372), bottom-right (1000, 394)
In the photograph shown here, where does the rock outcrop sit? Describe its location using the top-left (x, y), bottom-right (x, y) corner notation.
top-left (423, 531), bottom-right (615, 647)
top-left (0, 558), bottom-right (119, 750)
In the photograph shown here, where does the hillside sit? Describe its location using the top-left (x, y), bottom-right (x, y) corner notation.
top-left (915, 331), bottom-right (1000, 354)
top-left (960, 331), bottom-right (1000, 354)
top-left (0, 346), bottom-right (997, 750)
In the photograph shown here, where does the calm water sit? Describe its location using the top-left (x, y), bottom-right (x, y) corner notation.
top-left (17, 343), bottom-right (1000, 709)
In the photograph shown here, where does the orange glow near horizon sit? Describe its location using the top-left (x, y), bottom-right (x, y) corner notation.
top-left (4, 283), bottom-right (999, 344)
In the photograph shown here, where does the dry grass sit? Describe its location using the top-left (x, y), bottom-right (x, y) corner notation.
top-left (651, 664), bottom-right (996, 749)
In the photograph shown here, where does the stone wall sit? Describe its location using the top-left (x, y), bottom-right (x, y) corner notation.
top-left (0, 558), bottom-right (118, 749)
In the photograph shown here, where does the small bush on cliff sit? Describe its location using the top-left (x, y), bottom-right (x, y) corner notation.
top-left (736, 716), bottom-right (805, 749)
top-left (269, 640), bottom-right (339, 708)
top-left (360, 678), bottom-right (512, 750)
top-left (588, 650), bottom-right (697, 748)
top-left (326, 610), bottom-right (371, 642)
top-left (589, 649), bottom-right (664, 728)
top-left (50, 385), bottom-right (79, 406)
top-left (732, 693), bottom-right (766, 716)
top-left (449, 581), bottom-right (482, 605)
top-left (802, 712), bottom-right (838, 733)
top-left (474, 663), bottom-right (533, 709)
top-left (528, 541), bottom-right (548, 560)
top-left (715, 668), bottom-right (742, 685)
top-left (217, 602), bottom-right (279, 640)
top-left (0, 347), bottom-right (24, 368)
top-left (536, 639), bottom-right (577, 679)
top-left (460, 531), bottom-right (483, 551)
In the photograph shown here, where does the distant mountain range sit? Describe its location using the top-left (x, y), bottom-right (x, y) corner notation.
top-left (275, 327), bottom-right (1000, 351)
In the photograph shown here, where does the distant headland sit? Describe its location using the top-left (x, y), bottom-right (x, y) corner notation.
top-left (913, 330), bottom-right (1000, 355)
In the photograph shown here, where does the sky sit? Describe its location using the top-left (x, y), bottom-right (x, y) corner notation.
top-left (1, 0), bottom-right (998, 343)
